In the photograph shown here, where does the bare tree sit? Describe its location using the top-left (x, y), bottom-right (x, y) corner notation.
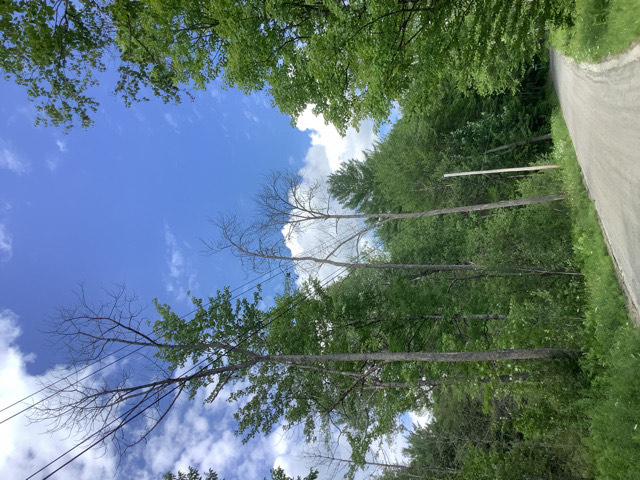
top-left (206, 169), bottom-right (566, 276)
top-left (35, 285), bottom-right (577, 465)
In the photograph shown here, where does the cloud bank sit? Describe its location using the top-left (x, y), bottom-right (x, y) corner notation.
top-left (164, 223), bottom-right (198, 303)
top-left (0, 308), bottom-right (326, 480)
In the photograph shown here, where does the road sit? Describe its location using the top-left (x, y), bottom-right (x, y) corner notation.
top-left (551, 43), bottom-right (640, 324)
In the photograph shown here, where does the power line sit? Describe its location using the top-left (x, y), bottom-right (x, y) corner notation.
top-left (28, 381), bottom-right (186, 480)
top-left (24, 213), bottom-right (373, 478)
top-left (27, 256), bottom-right (344, 480)
top-left (0, 345), bottom-right (137, 426)
top-left (1, 215), bottom-right (357, 418)
top-left (26, 260), bottom-right (348, 479)
top-left (0, 265), bottom-right (291, 417)
top-left (0, 343), bottom-right (131, 416)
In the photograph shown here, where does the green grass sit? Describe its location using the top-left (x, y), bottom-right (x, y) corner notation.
top-left (550, 0), bottom-right (640, 61)
top-left (551, 110), bottom-right (640, 479)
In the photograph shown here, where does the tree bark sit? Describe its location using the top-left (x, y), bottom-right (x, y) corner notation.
top-left (304, 194), bottom-right (566, 221)
top-left (263, 348), bottom-right (577, 365)
top-left (483, 133), bottom-right (552, 154)
top-left (443, 164), bottom-right (558, 178)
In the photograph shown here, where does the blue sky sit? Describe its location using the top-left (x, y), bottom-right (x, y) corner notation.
top-left (0, 76), bottom-right (419, 479)
top-left (0, 78), bottom-right (310, 371)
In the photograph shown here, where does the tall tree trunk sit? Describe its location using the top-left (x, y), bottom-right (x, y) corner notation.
top-left (483, 133), bottom-right (552, 154)
top-left (263, 348), bottom-right (577, 365)
top-left (443, 164), bottom-right (558, 178)
top-left (315, 194), bottom-right (565, 220)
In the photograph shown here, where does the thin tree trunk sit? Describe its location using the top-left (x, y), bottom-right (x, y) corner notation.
top-left (362, 372), bottom-right (530, 390)
top-left (263, 348), bottom-right (577, 365)
top-left (235, 244), bottom-right (578, 275)
top-left (483, 133), bottom-right (552, 154)
top-left (457, 134), bottom-right (553, 159)
top-left (443, 165), bottom-right (558, 178)
top-left (312, 194), bottom-right (565, 221)
top-left (312, 453), bottom-right (458, 475)
top-left (215, 192), bottom-right (568, 275)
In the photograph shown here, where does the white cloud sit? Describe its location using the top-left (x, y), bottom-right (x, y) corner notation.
top-left (0, 307), bottom-right (413, 480)
top-left (0, 224), bottom-right (12, 262)
top-left (164, 113), bottom-right (179, 129)
top-left (408, 409), bottom-right (434, 428)
top-left (0, 140), bottom-right (28, 174)
top-left (243, 110), bottom-right (259, 123)
top-left (296, 107), bottom-right (376, 171)
top-left (46, 155), bottom-right (62, 172)
top-left (56, 139), bottom-right (68, 153)
top-left (209, 88), bottom-right (222, 102)
top-left (164, 224), bottom-right (198, 302)
top-left (132, 381), bottom-right (389, 480)
top-left (0, 309), bottom-right (118, 480)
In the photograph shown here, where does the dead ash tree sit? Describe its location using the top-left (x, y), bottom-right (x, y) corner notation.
top-left (206, 169), bottom-right (568, 277)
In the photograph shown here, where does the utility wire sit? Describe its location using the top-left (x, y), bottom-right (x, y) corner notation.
top-left (26, 259), bottom-right (349, 479)
top-left (0, 262), bottom-right (294, 416)
top-left (0, 343), bottom-right (131, 415)
top-left (24, 220), bottom-right (366, 478)
top-left (2, 215), bottom-right (359, 418)
top-left (28, 381), bottom-right (186, 480)
top-left (0, 345), bottom-right (137, 426)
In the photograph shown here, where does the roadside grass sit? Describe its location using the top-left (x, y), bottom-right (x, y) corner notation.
top-left (551, 0), bottom-right (640, 61)
top-left (551, 110), bottom-right (640, 478)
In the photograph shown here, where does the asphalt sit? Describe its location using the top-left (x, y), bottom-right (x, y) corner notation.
top-left (551, 43), bottom-right (640, 324)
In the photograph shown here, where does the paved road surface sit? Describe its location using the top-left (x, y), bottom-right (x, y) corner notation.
top-left (551, 44), bottom-right (640, 324)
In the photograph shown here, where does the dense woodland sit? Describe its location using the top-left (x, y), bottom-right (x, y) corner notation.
top-left (3, 0), bottom-right (573, 130)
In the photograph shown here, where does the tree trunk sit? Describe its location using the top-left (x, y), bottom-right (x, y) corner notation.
top-left (316, 194), bottom-right (565, 220)
top-left (483, 133), bottom-right (552, 154)
top-left (263, 348), bottom-right (577, 365)
top-left (443, 164), bottom-right (558, 178)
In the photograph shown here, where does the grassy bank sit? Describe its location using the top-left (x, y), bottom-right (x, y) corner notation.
top-left (551, 110), bottom-right (640, 478)
top-left (551, 0), bottom-right (640, 61)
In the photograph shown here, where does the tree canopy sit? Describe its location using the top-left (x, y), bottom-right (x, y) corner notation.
top-left (1, 0), bottom-right (572, 130)
top-left (162, 466), bottom-right (318, 480)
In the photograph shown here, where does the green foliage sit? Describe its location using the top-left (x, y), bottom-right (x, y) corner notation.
top-left (1, 0), bottom-right (574, 130)
top-left (162, 466), bottom-right (318, 480)
top-left (153, 66), bottom-right (635, 480)
top-left (163, 466), bottom-right (219, 480)
top-left (270, 467), bottom-right (319, 480)
top-left (550, 0), bottom-right (640, 62)
top-left (0, 0), bottom-right (109, 128)
top-left (322, 72), bottom-right (599, 479)
top-left (153, 287), bottom-right (265, 401)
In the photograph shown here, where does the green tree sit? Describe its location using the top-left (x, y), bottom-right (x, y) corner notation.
top-left (163, 466), bottom-right (318, 480)
top-left (163, 466), bottom-right (220, 480)
top-left (1, 0), bottom-right (572, 130)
